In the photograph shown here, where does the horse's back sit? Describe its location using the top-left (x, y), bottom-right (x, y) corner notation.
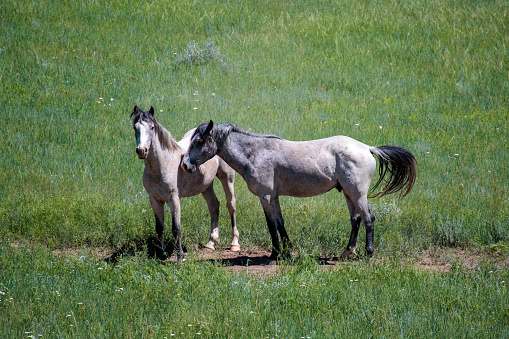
top-left (272, 135), bottom-right (376, 197)
top-left (279, 135), bottom-right (372, 165)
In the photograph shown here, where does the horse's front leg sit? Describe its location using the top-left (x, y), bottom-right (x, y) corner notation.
top-left (200, 185), bottom-right (220, 250)
top-left (167, 195), bottom-right (185, 263)
top-left (217, 170), bottom-right (240, 251)
top-left (274, 197), bottom-right (291, 259)
top-left (149, 195), bottom-right (167, 258)
top-left (260, 194), bottom-right (280, 261)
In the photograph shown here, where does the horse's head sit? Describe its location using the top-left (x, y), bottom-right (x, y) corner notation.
top-left (181, 120), bottom-right (216, 173)
top-left (130, 106), bottom-right (156, 159)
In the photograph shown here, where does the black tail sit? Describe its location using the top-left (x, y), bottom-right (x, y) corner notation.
top-left (369, 145), bottom-right (417, 199)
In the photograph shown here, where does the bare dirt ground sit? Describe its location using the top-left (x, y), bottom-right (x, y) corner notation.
top-left (48, 240), bottom-right (508, 276)
top-left (172, 246), bottom-right (508, 275)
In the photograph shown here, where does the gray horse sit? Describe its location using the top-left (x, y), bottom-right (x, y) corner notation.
top-left (182, 121), bottom-right (417, 261)
top-left (131, 107), bottom-right (240, 262)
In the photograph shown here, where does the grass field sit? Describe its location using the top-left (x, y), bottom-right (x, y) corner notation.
top-left (1, 0), bottom-right (508, 337)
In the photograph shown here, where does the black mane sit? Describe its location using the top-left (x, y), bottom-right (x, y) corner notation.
top-left (130, 106), bottom-right (156, 126)
top-left (195, 122), bottom-right (282, 141)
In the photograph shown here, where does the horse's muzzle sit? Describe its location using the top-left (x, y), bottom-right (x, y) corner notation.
top-left (181, 157), bottom-right (196, 173)
top-left (136, 147), bottom-right (148, 159)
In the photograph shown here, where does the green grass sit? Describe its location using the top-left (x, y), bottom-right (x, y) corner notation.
top-left (1, 0), bottom-right (508, 336)
top-left (1, 243), bottom-right (508, 338)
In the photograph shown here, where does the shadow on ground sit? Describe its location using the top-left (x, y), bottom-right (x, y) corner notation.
top-left (105, 238), bottom-right (351, 270)
top-left (105, 236), bottom-right (184, 264)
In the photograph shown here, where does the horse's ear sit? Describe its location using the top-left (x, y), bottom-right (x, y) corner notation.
top-left (131, 106), bottom-right (139, 119)
top-left (204, 120), bottom-right (214, 136)
top-left (149, 106), bottom-right (155, 116)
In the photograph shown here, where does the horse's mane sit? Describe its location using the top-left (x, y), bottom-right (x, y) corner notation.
top-left (229, 124), bottom-right (282, 140)
top-left (155, 123), bottom-right (181, 152)
top-left (130, 107), bottom-right (181, 152)
top-left (195, 122), bottom-right (282, 143)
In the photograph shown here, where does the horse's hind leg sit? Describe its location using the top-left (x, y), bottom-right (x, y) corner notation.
top-left (341, 193), bottom-right (376, 258)
top-left (201, 185), bottom-right (220, 250)
top-left (216, 165), bottom-right (240, 251)
top-left (340, 193), bottom-right (362, 259)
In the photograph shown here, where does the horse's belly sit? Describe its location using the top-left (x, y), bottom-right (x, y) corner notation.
top-left (271, 158), bottom-right (337, 197)
top-left (277, 174), bottom-right (337, 197)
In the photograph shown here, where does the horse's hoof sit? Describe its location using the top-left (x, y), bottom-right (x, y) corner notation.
top-left (204, 242), bottom-right (215, 251)
top-left (230, 245), bottom-right (241, 252)
top-left (282, 250), bottom-right (291, 260)
top-left (269, 251), bottom-right (279, 261)
top-left (340, 248), bottom-right (356, 259)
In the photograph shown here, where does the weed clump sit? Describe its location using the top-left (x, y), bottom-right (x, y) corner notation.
top-left (433, 218), bottom-right (467, 247)
top-left (173, 39), bottom-right (227, 70)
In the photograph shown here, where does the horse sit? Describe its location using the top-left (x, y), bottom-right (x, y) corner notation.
top-left (181, 121), bottom-right (417, 261)
top-left (130, 107), bottom-right (240, 262)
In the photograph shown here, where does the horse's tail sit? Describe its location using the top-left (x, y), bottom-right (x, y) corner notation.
top-left (369, 145), bottom-right (417, 199)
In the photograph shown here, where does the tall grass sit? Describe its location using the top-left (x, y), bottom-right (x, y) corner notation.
top-left (1, 0), bottom-right (507, 253)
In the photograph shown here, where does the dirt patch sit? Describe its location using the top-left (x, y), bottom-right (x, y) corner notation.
top-left (413, 247), bottom-right (507, 273)
top-left (113, 244), bottom-right (508, 274)
top-left (184, 246), bottom-right (507, 274)
top-left (183, 247), bottom-right (283, 276)
top-left (42, 242), bottom-right (509, 275)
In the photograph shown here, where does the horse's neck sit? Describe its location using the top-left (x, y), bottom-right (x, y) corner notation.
top-left (158, 125), bottom-right (181, 152)
top-left (218, 132), bottom-right (258, 175)
top-left (144, 129), bottom-right (181, 175)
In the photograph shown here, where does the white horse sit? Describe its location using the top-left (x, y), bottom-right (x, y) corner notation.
top-left (182, 121), bottom-right (417, 261)
top-left (131, 107), bottom-right (240, 262)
